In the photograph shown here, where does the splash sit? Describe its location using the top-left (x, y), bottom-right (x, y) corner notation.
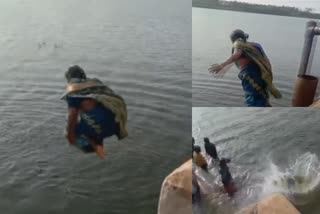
top-left (262, 152), bottom-right (320, 206)
top-left (193, 159), bottom-right (249, 214)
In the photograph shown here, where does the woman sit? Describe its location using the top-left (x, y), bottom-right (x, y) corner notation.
top-left (62, 65), bottom-right (128, 159)
top-left (209, 29), bottom-right (281, 107)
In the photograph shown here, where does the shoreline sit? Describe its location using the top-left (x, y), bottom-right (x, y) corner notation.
top-left (192, 5), bottom-right (320, 20)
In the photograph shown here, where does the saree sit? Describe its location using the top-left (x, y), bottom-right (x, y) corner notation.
top-left (233, 40), bottom-right (282, 99)
top-left (61, 78), bottom-right (128, 140)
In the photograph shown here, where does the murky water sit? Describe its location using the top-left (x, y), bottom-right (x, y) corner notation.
top-left (0, 0), bottom-right (191, 213)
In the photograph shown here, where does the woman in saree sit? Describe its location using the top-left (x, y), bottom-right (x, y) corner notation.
top-left (209, 29), bottom-right (281, 107)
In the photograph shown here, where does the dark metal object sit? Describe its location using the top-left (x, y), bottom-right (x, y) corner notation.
top-left (298, 21), bottom-right (320, 75)
top-left (293, 21), bottom-right (320, 106)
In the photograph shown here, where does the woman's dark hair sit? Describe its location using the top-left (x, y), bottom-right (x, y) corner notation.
top-left (230, 29), bottom-right (249, 42)
top-left (204, 137), bottom-right (210, 144)
top-left (65, 65), bottom-right (87, 83)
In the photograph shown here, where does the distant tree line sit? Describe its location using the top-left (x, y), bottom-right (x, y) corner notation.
top-left (192, 0), bottom-right (320, 19)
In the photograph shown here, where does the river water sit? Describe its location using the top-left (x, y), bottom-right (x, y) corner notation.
top-left (193, 8), bottom-right (320, 107)
top-left (192, 107), bottom-right (320, 214)
top-left (0, 0), bottom-right (191, 213)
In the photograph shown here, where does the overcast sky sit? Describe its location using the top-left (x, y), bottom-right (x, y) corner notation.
top-left (224, 0), bottom-right (320, 12)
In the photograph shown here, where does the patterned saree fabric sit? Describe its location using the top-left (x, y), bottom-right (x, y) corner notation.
top-left (233, 40), bottom-right (282, 99)
top-left (62, 78), bottom-right (128, 140)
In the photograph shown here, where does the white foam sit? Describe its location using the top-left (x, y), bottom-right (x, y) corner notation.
top-left (261, 152), bottom-right (320, 206)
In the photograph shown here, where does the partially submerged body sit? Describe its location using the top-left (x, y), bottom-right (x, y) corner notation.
top-left (193, 137), bottom-right (236, 197)
top-left (204, 138), bottom-right (218, 160)
top-left (193, 146), bottom-right (208, 172)
top-left (219, 158), bottom-right (237, 196)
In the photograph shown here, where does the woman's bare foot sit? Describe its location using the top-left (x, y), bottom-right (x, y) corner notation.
top-left (95, 145), bottom-right (106, 159)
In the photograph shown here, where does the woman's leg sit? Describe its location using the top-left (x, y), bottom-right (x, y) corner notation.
top-left (240, 66), bottom-right (270, 107)
top-left (87, 138), bottom-right (106, 159)
top-left (75, 121), bottom-right (106, 159)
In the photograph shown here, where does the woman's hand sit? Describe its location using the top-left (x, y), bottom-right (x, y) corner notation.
top-left (209, 50), bottom-right (242, 74)
top-left (209, 64), bottom-right (224, 74)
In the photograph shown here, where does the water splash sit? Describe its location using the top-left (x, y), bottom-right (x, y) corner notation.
top-left (194, 153), bottom-right (320, 213)
top-left (262, 152), bottom-right (320, 206)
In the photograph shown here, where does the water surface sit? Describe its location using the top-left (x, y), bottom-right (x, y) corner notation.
top-left (0, 1), bottom-right (191, 213)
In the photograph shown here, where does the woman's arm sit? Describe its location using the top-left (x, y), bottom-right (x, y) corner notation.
top-left (221, 49), bottom-right (243, 68)
top-left (209, 49), bottom-right (243, 73)
top-left (67, 108), bottom-right (79, 145)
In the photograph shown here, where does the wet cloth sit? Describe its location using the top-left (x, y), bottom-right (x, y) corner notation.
top-left (74, 136), bottom-right (94, 153)
top-left (219, 167), bottom-right (233, 186)
top-left (62, 78), bottom-right (128, 140)
top-left (204, 142), bottom-right (218, 160)
top-left (66, 96), bottom-right (119, 141)
top-left (238, 63), bottom-right (271, 107)
top-left (76, 104), bottom-right (120, 141)
top-left (233, 40), bottom-right (282, 99)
